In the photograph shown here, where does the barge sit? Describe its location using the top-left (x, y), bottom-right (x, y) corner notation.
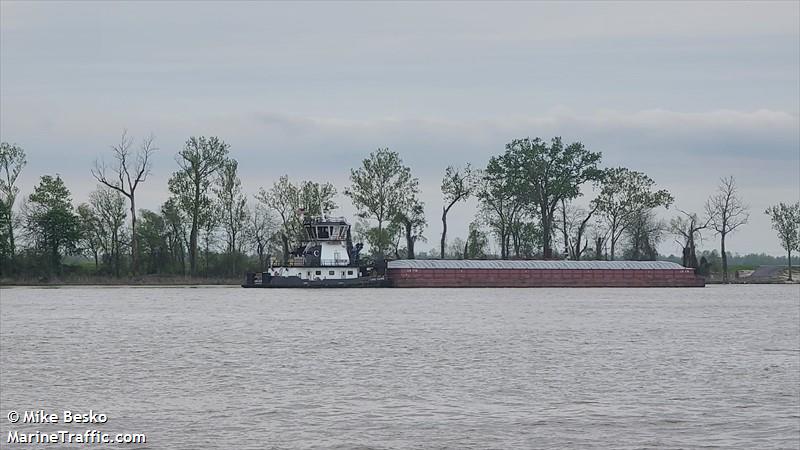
top-left (386, 260), bottom-right (705, 288)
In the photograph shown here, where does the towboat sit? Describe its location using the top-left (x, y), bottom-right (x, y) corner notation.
top-left (242, 215), bottom-right (389, 288)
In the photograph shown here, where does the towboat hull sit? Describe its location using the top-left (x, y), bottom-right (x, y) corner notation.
top-left (242, 275), bottom-right (389, 288)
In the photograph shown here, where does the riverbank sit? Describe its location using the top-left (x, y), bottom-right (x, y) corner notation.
top-left (706, 267), bottom-right (800, 284)
top-left (0, 275), bottom-right (241, 287)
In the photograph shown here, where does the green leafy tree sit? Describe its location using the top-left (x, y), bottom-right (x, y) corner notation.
top-left (161, 199), bottom-right (188, 274)
top-left (353, 219), bottom-right (399, 258)
top-left (512, 219), bottom-right (543, 259)
top-left (478, 154), bottom-right (524, 259)
top-left (765, 202), bottom-right (800, 281)
top-left (465, 221), bottom-right (489, 259)
top-left (199, 202), bottom-right (220, 278)
top-left (594, 167), bottom-right (673, 260)
top-left (299, 181), bottom-right (337, 217)
top-left (136, 209), bottom-right (170, 274)
top-left (24, 175), bottom-right (80, 275)
top-left (168, 136), bottom-right (229, 276)
top-left (440, 164), bottom-right (476, 259)
top-left (705, 176), bottom-right (749, 282)
top-left (446, 236), bottom-right (467, 259)
top-left (76, 203), bottom-right (102, 270)
top-left (256, 175), bottom-right (300, 264)
top-left (394, 199), bottom-right (426, 259)
top-left (0, 142), bottom-right (26, 272)
top-left (345, 148), bottom-right (418, 255)
top-left (505, 137), bottom-right (603, 259)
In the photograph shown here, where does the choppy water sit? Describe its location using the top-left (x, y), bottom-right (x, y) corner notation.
top-left (1, 285), bottom-right (798, 449)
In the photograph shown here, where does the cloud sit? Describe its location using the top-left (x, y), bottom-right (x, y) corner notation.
top-left (2, 1), bottom-right (797, 256)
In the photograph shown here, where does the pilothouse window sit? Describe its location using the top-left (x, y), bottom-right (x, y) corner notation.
top-left (317, 226), bottom-right (329, 239)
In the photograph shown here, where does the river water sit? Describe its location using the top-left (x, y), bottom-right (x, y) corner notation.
top-left (1, 285), bottom-right (798, 449)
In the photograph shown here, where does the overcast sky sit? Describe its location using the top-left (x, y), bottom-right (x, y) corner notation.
top-left (1, 1), bottom-right (798, 256)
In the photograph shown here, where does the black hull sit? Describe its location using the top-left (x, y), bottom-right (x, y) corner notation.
top-left (242, 276), bottom-right (389, 288)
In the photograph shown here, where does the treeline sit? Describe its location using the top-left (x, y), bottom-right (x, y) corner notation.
top-left (661, 252), bottom-right (792, 271)
top-left (0, 135), bottom-right (798, 282)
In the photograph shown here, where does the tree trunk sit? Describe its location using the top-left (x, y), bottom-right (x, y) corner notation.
top-left (7, 211), bottom-right (14, 271)
top-left (189, 181), bottom-right (201, 277)
top-left (281, 232), bottom-right (289, 265)
top-left (463, 239), bottom-right (468, 260)
top-left (377, 219), bottom-right (385, 256)
top-left (542, 219), bottom-right (553, 259)
top-left (205, 238), bottom-right (210, 277)
top-left (595, 237), bottom-right (603, 260)
top-left (610, 234), bottom-right (617, 261)
top-left (561, 200), bottom-right (569, 257)
top-left (231, 232), bottom-right (237, 276)
top-left (721, 234), bottom-right (728, 283)
top-left (440, 206), bottom-right (448, 259)
top-left (789, 249), bottom-right (793, 281)
top-left (130, 195), bottom-right (138, 276)
top-left (405, 221), bottom-right (415, 259)
top-left (541, 204), bottom-right (553, 259)
top-left (52, 242), bottom-right (60, 276)
top-left (499, 225), bottom-right (507, 260)
top-left (189, 224), bottom-right (198, 276)
top-left (113, 229), bottom-right (120, 277)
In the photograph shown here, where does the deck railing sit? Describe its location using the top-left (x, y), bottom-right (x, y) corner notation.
top-left (282, 258), bottom-right (351, 267)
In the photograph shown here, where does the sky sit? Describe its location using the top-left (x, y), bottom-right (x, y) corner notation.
top-left (1, 1), bottom-right (798, 256)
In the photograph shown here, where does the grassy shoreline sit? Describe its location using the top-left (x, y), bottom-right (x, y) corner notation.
top-left (1, 276), bottom-right (242, 287)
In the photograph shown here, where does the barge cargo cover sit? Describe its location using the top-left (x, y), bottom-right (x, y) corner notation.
top-left (387, 260), bottom-right (705, 288)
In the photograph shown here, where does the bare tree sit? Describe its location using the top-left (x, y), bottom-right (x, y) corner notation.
top-left (92, 130), bottom-right (156, 276)
top-left (246, 202), bottom-right (274, 271)
top-left (440, 164), bottom-right (476, 259)
top-left (557, 199), bottom-right (599, 260)
top-left (590, 221), bottom-right (609, 260)
top-left (88, 186), bottom-right (128, 277)
top-left (623, 209), bottom-right (665, 261)
top-left (705, 176), bottom-right (749, 282)
top-left (215, 159), bottom-right (248, 275)
top-left (670, 209), bottom-right (709, 271)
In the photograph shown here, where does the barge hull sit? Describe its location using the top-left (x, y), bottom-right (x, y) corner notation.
top-left (387, 268), bottom-right (705, 288)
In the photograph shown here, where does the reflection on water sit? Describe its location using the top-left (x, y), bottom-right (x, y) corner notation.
top-left (1, 285), bottom-right (798, 449)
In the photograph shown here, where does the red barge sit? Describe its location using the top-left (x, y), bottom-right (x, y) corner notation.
top-left (386, 260), bottom-right (705, 288)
